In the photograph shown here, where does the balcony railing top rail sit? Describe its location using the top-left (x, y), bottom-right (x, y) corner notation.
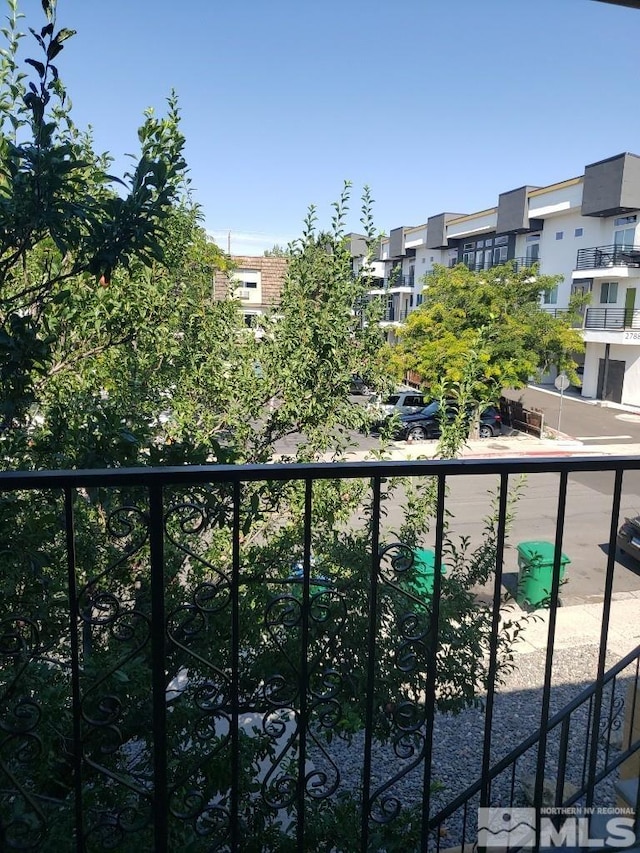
top-left (576, 244), bottom-right (640, 271)
top-left (383, 275), bottom-right (414, 289)
top-left (381, 307), bottom-right (408, 322)
top-left (2, 456), bottom-right (640, 851)
top-left (6, 455), bottom-right (640, 490)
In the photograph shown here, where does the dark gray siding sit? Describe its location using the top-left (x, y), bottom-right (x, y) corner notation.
top-left (582, 153), bottom-right (640, 216)
top-left (389, 227), bottom-right (406, 259)
top-left (346, 233), bottom-right (367, 258)
top-left (426, 213), bottom-right (466, 249)
top-left (496, 186), bottom-right (542, 233)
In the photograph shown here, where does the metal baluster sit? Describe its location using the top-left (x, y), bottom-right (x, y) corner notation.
top-left (64, 487), bottom-right (85, 852)
top-left (361, 476), bottom-right (382, 851)
top-left (586, 468), bottom-right (623, 809)
top-left (510, 760), bottom-right (517, 806)
top-left (296, 478), bottom-right (313, 850)
top-left (603, 676), bottom-right (617, 769)
top-left (555, 717), bottom-right (570, 807)
top-left (582, 695), bottom-right (594, 789)
top-left (420, 473), bottom-right (447, 851)
top-left (230, 481), bottom-right (241, 851)
top-left (480, 472), bottom-right (510, 810)
top-left (149, 484), bottom-right (168, 852)
top-left (627, 656), bottom-right (640, 752)
top-left (533, 470), bottom-right (569, 852)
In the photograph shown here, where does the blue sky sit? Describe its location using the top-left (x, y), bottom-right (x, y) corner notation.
top-left (26, 0), bottom-right (640, 254)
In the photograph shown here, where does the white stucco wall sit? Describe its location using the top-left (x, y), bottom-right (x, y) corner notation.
top-left (446, 210), bottom-right (497, 240)
top-left (622, 347), bottom-right (640, 405)
top-left (528, 182), bottom-right (583, 219)
top-left (404, 225), bottom-right (426, 249)
top-left (511, 208), bottom-right (640, 310)
top-left (582, 342), bottom-right (640, 405)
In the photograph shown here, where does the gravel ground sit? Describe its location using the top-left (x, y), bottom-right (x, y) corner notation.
top-left (306, 644), bottom-right (637, 849)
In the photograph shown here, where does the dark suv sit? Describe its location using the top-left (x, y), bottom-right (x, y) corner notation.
top-left (392, 401), bottom-right (502, 441)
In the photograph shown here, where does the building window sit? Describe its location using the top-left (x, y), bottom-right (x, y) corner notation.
top-left (484, 238), bottom-right (493, 247)
top-left (600, 282), bottom-right (618, 304)
top-left (463, 242), bottom-right (474, 251)
top-left (614, 226), bottom-right (636, 249)
top-left (614, 215), bottom-right (637, 226)
top-left (574, 228), bottom-right (583, 237)
top-left (493, 246), bottom-right (508, 265)
top-left (526, 234), bottom-right (540, 242)
top-left (417, 294), bottom-right (423, 305)
top-left (555, 231), bottom-right (564, 240)
top-left (243, 281), bottom-right (257, 289)
top-left (494, 235), bottom-right (508, 246)
top-left (543, 286), bottom-right (558, 305)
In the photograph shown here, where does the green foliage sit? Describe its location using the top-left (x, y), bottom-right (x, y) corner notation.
top-left (0, 5), bottom-right (530, 848)
top-left (392, 262), bottom-right (585, 402)
top-left (0, 0), bottom-right (187, 433)
top-left (263, 243), bottom-right (291, 257)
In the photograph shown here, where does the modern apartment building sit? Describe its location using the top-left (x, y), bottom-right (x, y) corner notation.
top-left (367, 152), bottom-right (640, 407)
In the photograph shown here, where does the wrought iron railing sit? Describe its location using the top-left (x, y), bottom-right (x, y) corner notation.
top-left (428, 642), bottom-right (640, 851)
top-left (382, 307), bottom-right (408, 322)
top-left (585, 307), bottom-right (640, 330)
top-left (576, 245), bottom-right (640, 271)
top-left (1, 457), bottom-right (640, 851)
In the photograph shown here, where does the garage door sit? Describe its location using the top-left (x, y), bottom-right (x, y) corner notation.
top-left (596, 358), bottom-right (625, 403)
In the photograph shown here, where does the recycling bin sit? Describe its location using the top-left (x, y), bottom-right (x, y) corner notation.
top-left (516, 541), bottom-right (570, 608)
top-left (408, 548), bottom-right (447, 598)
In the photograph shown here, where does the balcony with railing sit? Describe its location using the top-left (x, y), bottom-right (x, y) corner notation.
top-left (384, 274), bottom-right (414, 291)
top-left (585, 307), bottom-right (640, 330)
top-left (1, 457), bottom-right (639, 851)
top-left (381, 306), bottom-right (408, 322)
top-left (576, 245), bottom-right (640, 272)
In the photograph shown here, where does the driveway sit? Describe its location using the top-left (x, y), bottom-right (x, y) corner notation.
top-left (502, 384), bottom-right (640, 444)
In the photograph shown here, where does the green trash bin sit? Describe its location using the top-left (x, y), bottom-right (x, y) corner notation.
top-left (516, 541), bottom-right (570, 608)
top-left (407, 548), bottom-right (446, 598)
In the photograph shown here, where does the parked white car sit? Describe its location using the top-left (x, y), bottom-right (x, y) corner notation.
top-left (367, 389), bottom-right (429, 419)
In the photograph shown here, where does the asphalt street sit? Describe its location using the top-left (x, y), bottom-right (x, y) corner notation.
top-left (502, 384), bottom-right (640, 445)
top-left (275, 387), bottom-right (640, 607)
top-left (373, 389), bottom-right (640, 605)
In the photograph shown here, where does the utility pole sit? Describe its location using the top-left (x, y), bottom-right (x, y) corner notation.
top-left (227, 230), bottom-right (231, 255)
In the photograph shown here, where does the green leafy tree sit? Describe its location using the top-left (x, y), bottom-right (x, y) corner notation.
top-left (263, 243), bottom-right (291, 257)
top-left (0, 5), bottom-right (529, 849)
top-left (0, 0), bottom-right (187, 433)
top-left (390, 262), bottom-right (585, 402)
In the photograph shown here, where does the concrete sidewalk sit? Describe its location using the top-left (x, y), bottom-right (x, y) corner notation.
top-left (332, 432), bottom-right (640, 463)
top-left (511, 596), bottom-right (640, 659)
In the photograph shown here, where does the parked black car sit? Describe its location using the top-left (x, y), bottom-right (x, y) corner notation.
top-left (391, 401), bottom-right (502, 441)
top-left (617, 515), bottom-right (640, 563)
